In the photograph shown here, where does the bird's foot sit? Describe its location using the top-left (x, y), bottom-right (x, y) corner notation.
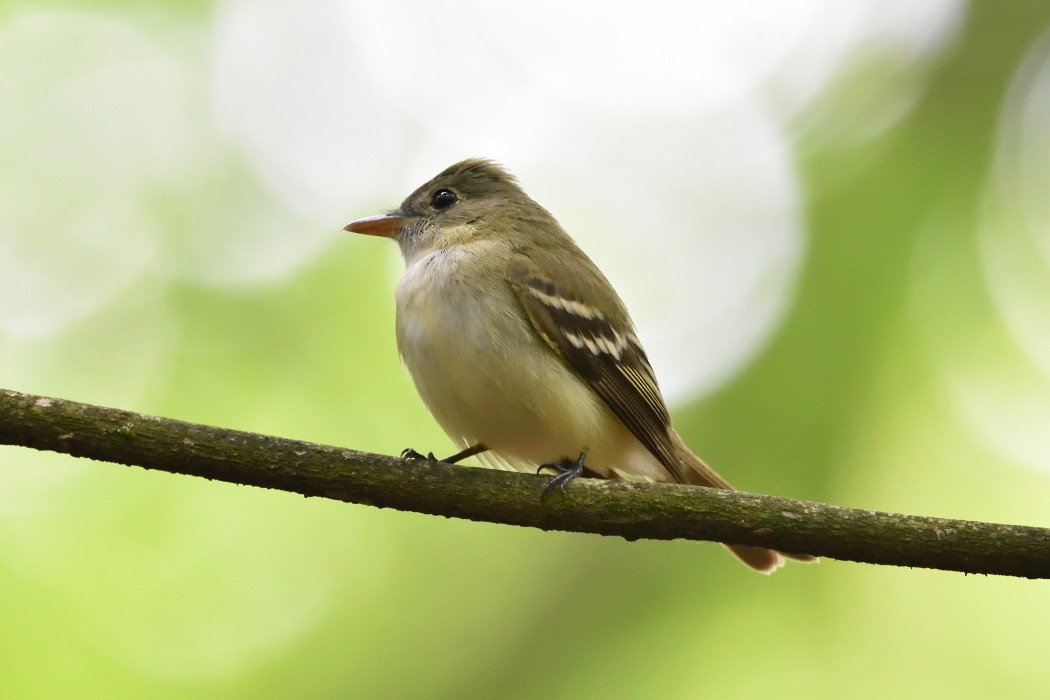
top-left (401, 443), bottom-right (488, 465)
top-left (538, 451), bottom-right (588, 496)
top-left (401, 448), bottom-right (438, 462)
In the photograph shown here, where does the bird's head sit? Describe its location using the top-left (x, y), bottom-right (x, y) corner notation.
top-left (344, 158), bottom-right (550, 264)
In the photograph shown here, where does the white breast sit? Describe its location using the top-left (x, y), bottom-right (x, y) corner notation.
top-left (393, 244), bottom-right (671, 481)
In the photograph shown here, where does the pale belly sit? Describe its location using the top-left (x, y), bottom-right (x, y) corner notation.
top-left (394, 248), bottom-right (671, 482)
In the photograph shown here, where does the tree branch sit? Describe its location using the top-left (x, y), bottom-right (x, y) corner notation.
top-left (1, 387), bottom-right (1047, 578)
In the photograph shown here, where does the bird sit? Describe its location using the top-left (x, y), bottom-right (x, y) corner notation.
top-left (344, 158), bottom-right (813, 573)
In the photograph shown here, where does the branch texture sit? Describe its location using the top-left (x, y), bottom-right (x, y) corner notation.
top-left (1, 388), bottom-right (1047, 578)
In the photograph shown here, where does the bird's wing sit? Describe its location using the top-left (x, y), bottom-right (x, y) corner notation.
top-left (505, 255), bottom-right (685, 482)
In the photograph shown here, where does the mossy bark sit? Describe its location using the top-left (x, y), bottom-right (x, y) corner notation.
top-left (2, 388), bottom-right (1048, 578)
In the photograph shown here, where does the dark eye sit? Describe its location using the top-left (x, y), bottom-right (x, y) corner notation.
top-left (431, 188), bottom-right (458, 211)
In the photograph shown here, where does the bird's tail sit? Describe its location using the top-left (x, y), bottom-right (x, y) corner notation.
top-left (670, 430), bottom-right (816, 574)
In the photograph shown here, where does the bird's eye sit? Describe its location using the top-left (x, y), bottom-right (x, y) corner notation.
top-left (431, 188), bottom-right (458, 211)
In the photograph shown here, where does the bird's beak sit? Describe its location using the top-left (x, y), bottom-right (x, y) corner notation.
top-left (343, 213), bottom-right (406, 239)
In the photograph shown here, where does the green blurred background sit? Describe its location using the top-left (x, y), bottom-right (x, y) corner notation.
top-left (3, 1), bottom-right (1050, 697)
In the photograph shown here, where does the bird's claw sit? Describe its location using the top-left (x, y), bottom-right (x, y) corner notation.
top-left (540, 452), bottom-right (587, 497)
top-left (401, 443), bottom-right (488, 465)
top-left (401, 448), bottom-right (437, 462)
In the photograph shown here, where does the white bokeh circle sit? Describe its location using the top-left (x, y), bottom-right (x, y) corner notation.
top-left (212, 0), bottom-right (964, 399)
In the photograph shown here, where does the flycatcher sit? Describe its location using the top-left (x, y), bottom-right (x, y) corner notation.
top-left (345, 158), bottom-right (812, 573)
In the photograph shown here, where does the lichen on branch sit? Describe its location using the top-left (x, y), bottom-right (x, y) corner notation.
top-left (1, 388), bottom-right (1048, 578)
